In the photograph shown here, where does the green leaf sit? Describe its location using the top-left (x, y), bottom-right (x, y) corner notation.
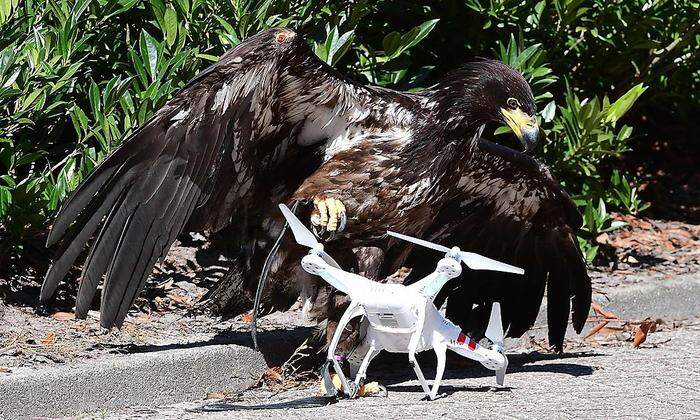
top-left (215, 15), bottom-right (241, 45)
top-left (401, 19), bottom-right (439, 52)
top-left (0, 186), bottom-right (11, 217)
top-left (164, 6), bottom-right (178, 48)
top-left (195, 53), bottom-right (219, 62)
top-left (140, 30), bottom-right (160, 81)
top-left (605, 83), bottom-right (647, 124)
top-left (15, 151), bottom-right (47, 167)
top-left (18, 88), bottom-right (43, 112)
top-left (89, 80), bottom-right (100, 115)
top-left (328, 29), bottom-right (354, 66)
top-left (382, 31), bottom-right (401, 59)
top-left (383, 19), bottom-right (439, 60)
top-left (0, 174), bottom-right (15, 187)
top-left (541, 100), bottom-right (556, 122)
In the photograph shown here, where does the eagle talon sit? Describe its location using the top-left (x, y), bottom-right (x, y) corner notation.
top-left (311, 195), bottom-right (347, 236)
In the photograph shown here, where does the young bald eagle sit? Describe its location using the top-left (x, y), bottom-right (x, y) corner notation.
top-left (292, 139), bottom-right (591, 351)
top-left (40, 27), bottom-right (589, 351)
top-left (251, 127), bottom-right (590, 353)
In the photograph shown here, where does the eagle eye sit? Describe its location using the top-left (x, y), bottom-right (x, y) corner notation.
top-left (507, 98), bottom-right (520, 109)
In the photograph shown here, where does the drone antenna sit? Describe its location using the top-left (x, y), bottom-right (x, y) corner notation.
top-left (251, 202), bottom-right (298, 350)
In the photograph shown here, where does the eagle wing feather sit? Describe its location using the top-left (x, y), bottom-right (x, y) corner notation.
top-left (40, 28), bottom-right (401, 328)
top-left (405, 139), bottom-right (591, 351)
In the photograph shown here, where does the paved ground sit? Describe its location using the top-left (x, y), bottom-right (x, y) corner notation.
top-left (102, 323), bottom-right (700, 420)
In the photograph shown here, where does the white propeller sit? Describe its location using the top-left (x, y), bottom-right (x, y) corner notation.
top-left (279, 204), bottom-right (341, 269)
top-left (485, 302), bottom-right (508, 386)
top-left (485, 302), bottom-right (504, 347)
top-left (387, 231), bottom-right (525, 275)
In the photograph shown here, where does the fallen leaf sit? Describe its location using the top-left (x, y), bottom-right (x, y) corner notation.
top-left (206, 391), bottom-right (228, 400)
top-left (52, 312), bottom-right (75, 321)
top-left (263, 366), bottom-right (283, 383)
top-left (242, 312), bottom-right (253, 323)
top-left (633, 318), bottom-right (656, 347)
top-left (0, 367), bottom-right (11, 373)
top-left (595, 232), bottom-right (610, 244)
top-left (591, 302), bottom-right (618, 319)
top-left (585, 320), bottom-right (609, 339)
top-left (167, 293), bottom-right (188, 304)
top-left (40, 332), bottom-right (56, 345)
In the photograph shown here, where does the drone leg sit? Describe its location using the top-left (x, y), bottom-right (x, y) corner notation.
top-left (354, 344), bottom-right (376, 387)
top-left (430, 342), bottom-right (447, 400)
top-left (327, 301), bottom-right (363, 398)
top-left (408, 350), bottom-right (431, 399)
top-left (407, 304), bottom-right (432, 399)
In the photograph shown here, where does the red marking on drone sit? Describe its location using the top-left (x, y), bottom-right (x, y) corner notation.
top-left (468, 338), bottom-right (477, 350)
top-left (457, 332), bottom-right (467, 345)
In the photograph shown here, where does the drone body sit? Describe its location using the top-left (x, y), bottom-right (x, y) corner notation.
top-left (279, 204), bottom-right (519, 400)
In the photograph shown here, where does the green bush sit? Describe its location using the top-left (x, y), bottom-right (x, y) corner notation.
top-left (1, 0), bottom-right (697, 264)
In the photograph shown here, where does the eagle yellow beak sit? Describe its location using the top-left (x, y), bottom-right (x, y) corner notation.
top-left (500, 107), bottom-right (539, 153)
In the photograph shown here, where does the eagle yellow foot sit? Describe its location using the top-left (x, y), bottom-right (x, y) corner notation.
top-left (310, 195), bottom-right (347, 237)
top-left (319, 374), bottom-right (386, 398)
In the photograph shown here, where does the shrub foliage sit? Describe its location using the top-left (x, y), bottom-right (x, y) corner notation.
top-left (1, 0), bottom-right (698, 263)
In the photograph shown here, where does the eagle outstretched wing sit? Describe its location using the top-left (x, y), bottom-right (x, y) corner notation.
top-left (405, 139), bottom-right (591, 351)
top-left (40, 28), bottom-right (411, 328)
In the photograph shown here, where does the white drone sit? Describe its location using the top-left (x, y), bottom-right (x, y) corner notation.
top-left (278, 204), bottom-right (525, 400)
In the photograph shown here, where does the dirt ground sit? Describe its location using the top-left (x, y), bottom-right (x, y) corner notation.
top-left (1, 213), bottom-right (698, 373)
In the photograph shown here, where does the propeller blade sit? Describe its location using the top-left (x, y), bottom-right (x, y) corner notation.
top-left (279, 204), bottom-right (341, 269)
top-left (279, 203), bottom-right (319, 249)
top-left (485, 302), bottom-right (504, 347)
top-left (320, 252), bottom-right (342, 270)
top-left (387, 231), bottom-right (451, 253)
top-left (460, 252), bottom-right (524, 275)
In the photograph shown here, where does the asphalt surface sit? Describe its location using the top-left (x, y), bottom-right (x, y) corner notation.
top-left (102, 323), bottom-right (700, 420)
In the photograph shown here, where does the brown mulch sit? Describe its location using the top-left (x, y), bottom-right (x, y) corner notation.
top-left (594, 213), bottom-right (699, 275)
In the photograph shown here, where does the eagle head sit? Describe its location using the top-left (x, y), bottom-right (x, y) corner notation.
top-left (433, 60), bottom-right (539, 153)
top-left (240, 27), bottom-right (301, 59)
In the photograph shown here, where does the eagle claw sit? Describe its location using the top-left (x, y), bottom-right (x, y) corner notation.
top-left (310, 195), bottom-right (347, 238)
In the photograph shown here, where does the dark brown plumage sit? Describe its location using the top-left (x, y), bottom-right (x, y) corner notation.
top-left (40, 28), bottom-right (589, 352)
top-left (403, 139), bottom-right (591, 351)
top-left (41, 28), bottom-right (413, 328)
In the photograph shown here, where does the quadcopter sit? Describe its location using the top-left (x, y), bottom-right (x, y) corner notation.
top-left (278, 204), bottom-right (525, 400)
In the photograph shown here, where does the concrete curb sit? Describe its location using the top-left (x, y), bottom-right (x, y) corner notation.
top-left (591, 273), bottom-right (700, 321)
top-left (0, 343), bottom-right (266, 419)
top-left (527, 273), bottom-right (700, 341)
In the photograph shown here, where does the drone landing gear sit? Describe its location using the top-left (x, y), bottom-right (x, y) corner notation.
top-left (445, 302), bottom-right (509, 387)
top-left (324, 301), bottom-right (364, 399)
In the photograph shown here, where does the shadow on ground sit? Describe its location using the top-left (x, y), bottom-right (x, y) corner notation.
top-left (190, 396), bottom-right (337, 412)
top-left (173, 336), bottom-right (603, 414)
top-left (103, 326), bottom-right (317, 367)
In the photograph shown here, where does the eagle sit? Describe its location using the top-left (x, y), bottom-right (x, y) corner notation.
top-left (40, 27), bottom-right (590, 352)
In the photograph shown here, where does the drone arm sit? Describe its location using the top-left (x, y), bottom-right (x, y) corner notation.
top-left (409, 272), bottom-right (450, 302)
top-left (408, 256), bottom-right (462, 302)
top-left (301, 254), bottom-right (360, 296)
